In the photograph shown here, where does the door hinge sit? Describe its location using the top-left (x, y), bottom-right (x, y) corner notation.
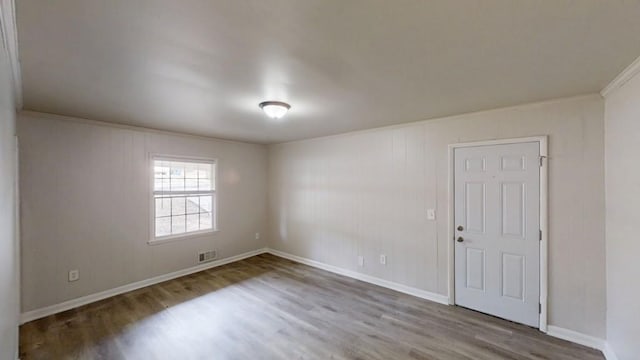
top-left (539, 230), bottom-right (542, 240)
top-left (539, 156), bottom-right (546, 167)
top-left (539, 303), bottom-right (542, 314)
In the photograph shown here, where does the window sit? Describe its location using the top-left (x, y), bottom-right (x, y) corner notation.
top-left (152, 157), bottom-right (216, 242)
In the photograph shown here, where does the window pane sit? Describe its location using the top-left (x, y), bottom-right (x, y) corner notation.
top-left (185, 164), bottom-right (198, 179)
top-left (172, 215), bottom-right (186, 234)
top-left (197, 164), bottom-right (210, 179)
top-left (155, 197), bottom-right (171, 217)
top-left (154, 162), bottom-right (170, 191)
top-left (198, 178), bottom-right (211, 191)
top-left (185, 179), bottom-right (198, 191)
top-left (161, 179), bottom-right (170, 191)
top-left (186, 214), bottom-right (199, 232)
top-left (156, 217), bottom-right (171, 237)
top-left (153, 159), bottom-right (216, 239)
top-left (186, 197), bottom-right (199, 214)
top-left (154, 163), bottom-right (170, 178)
top-left (200, 195), bottom-right (212, 212)
top-left (200, 212), bottom-right (212, 230)
top-left (171, 197), bottom-right (186, 216)
top-left (171, 178), bottom-right (185, 191)
top-left (170, 163), bottom-right (185, 179)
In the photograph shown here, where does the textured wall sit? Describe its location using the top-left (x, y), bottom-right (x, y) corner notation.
top-left (19, 112), bottom-right (268, 312)
top-left (268, 95), bottom-right (606, 337)
top-left (604, 70), bottom-right (640, 360)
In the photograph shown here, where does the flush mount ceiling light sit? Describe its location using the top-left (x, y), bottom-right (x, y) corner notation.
top-left (259, 101), bottom-right (291, 119)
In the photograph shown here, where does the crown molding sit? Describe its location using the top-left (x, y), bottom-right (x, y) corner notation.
top-left (0, 0), bottom-right (22, 109)
top-left (601, 55), bottom-right (640, 98)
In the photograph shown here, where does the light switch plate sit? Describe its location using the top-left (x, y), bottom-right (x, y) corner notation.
top-left (380, 254), bottom-right (387, 265)
top-left (427, 209), bottom-right (436, 220)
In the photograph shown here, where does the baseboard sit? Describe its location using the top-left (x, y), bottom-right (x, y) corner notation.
top-left (546, 325), bottom-right (605, 351)
top-left (264, 249), bottom-right (616, 358)
top-left (547, 326), bottom-right (617, 359)
top-left (19, 246), bottom-right (615, 360)
top-left (265, 248), bottom-right (450, 305)
top-left (602, 342), bottom-right (619, 360)
top-left (20, 247), bottom-right (269, 324)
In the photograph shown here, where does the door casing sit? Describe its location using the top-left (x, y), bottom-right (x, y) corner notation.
top-left (447, 136), bottom-right (548, 332)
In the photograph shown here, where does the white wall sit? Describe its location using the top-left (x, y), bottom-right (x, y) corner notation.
top-left (268, 95), bottom-right (606, 337)
top-left (604, 69), bottom-right (640, 360)
top-left (19, 112), bottom-right (268, 312)
top-left (0, 26), bottom-right (19, 360)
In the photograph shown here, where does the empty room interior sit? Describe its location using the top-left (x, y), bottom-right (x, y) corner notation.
top-left (1, 1), bottom-right (640, 359)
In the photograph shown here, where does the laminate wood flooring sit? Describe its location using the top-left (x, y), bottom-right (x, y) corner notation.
top-left (19, 254), bottom-right (604, 360)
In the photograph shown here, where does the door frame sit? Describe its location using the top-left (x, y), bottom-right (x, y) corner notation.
top-left (447, 136), bottom-right (548, 332)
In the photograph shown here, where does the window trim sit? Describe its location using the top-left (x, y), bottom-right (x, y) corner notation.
top-left (148, 154), bottom-right (219, 245)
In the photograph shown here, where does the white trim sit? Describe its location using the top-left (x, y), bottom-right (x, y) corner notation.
top-left (0, 0), bottom-right (22, 109)
top-left (18, 244), bottom-right (611, 358)
top-left (447, 136), bottom-right (548, 332)
top-left (147, 229), bottom-right (220, 246)
top-left (539, 136), bottom-right (549, 333)
top-left (20, 248), bottom-right (268, 324)
top-left (265, 248), bottom-right (450, 305)
top-left (13, 136), bottom-right (20, 360)
top-left (601, 54), bottom-right (640, 97)
top-left (151, 154), bottom-right (218, 164)
top-left (447, 136), bottom-right (548, 148)
top-left (602, 342), bottom-right (619, 360)
top-left (19, 247), bottom-right (450, 324)
top-left (546, 326), bottom-right (605, 351)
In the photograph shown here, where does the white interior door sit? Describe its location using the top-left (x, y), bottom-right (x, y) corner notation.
top-left (454, 142), bottom-right (540, 327)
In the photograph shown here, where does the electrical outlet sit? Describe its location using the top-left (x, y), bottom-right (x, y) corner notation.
top-left (380, 254), bottom-right (387, 265)
top-left (68, 269), bottom-right (79, 282)
top-left (198, 250), bottom-right (217, 263)
top-left (427, 208), bottom-right (436, 220)
top-left (255, 232), bottom-right (260, 240)
top-left (358, 256), bottom-right (364, 267)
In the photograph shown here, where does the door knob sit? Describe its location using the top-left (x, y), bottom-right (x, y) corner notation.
top-left (456, 237), bottom-right (464, 243)
top-left (457, 225), bottom-right (464, 231)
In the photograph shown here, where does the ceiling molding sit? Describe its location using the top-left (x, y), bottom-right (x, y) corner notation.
top-left (601, 55), bottom-right (640, 98)
top-left (19, 110), bottom-right (268, 147)
top-left (0, 0), bottom-right (22, 109)
top-left (271, 93), bottom-right (600, 146)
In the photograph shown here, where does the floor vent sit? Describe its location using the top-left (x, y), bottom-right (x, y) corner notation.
top-left (198, 250), bottom-right (217, 263)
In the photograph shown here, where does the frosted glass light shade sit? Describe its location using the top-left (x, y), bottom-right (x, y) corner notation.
top-left (259, 101), bottom-right (291, 119)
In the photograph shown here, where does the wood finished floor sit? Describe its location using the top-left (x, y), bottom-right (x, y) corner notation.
top-left (20, 254), bottom-right (604, 360)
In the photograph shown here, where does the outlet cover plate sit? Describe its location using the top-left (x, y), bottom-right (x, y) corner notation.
top-left (68, 270), bottom-right (79, 282)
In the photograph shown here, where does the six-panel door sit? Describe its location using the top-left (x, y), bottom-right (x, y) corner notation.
top-left (454, 142), bottom-right (540, 327)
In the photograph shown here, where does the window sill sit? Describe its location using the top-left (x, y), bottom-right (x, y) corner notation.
top-left (148, 229), bottom-right (219, 246)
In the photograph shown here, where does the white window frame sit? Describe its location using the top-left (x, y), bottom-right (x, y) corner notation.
top-left (148, 154), bottom-right (218, 245)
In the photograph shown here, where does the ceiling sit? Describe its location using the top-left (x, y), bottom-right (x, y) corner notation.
top-left (16, 1), bottom-right (640, 144)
